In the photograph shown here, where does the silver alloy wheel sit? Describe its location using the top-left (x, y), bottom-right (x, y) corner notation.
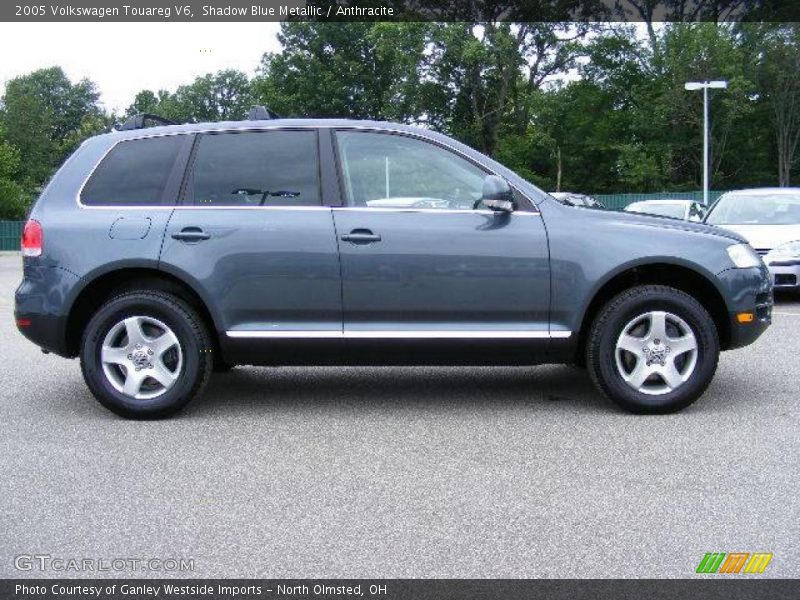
top-left (100, 316), bottom-right (183, 400)
top-left (614, 311), bottom-right (698, 396)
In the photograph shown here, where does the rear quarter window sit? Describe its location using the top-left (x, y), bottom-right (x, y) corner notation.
top-left (80, 135), bottom-right (185, 206)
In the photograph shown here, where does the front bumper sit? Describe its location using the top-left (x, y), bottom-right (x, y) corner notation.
top-left (715, 265), bottom-right (773, 350)
top-left (766, 260), bottom-right (800, 290)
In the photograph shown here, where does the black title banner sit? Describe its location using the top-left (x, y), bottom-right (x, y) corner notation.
top-left (3, 579), bottom-right (800, 600)
top-left (3, 0), bottom-right (800, 22)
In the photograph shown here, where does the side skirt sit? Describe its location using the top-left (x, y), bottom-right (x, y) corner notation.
top-left (220, 334), bottom-right (577, 367)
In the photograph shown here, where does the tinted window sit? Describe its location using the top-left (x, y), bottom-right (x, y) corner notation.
top-left (336, 131), bottom-right (486, 210)
top-left (81, 136), bottom-right (184, 206)
top-left (190, 130), bottom-right (320, 206)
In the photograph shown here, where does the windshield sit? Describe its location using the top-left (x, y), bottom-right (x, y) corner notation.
top-left (629, 203), bottom-right (686, 219)
top-left (706, 193), bottom-right (800, 225)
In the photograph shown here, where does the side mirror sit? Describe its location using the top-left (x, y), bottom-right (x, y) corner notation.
top-left (481, 175), bottom-right (515, 212)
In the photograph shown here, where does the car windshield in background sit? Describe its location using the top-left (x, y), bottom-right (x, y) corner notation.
top-left (629, 203), bottom-right (686, 219)
top-left (706, 193), bottom-right (800, 225)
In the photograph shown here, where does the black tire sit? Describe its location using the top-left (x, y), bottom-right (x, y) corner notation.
top-left (80, 290), bottom-right (213, 419)
top-left (586, 285), bottom-right (720, 414)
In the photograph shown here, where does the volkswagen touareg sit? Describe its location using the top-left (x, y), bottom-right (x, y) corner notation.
top-left (15, 111), bottom-right (772, 418)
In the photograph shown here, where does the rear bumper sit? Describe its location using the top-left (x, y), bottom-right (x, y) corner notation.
top-left (716, 265), bottom-right (773, 350)
top-left (14, 263), bottom-right (78, 357)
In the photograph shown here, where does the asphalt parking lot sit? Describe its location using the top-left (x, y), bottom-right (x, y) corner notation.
top-left (1, 251), bottom-right (798, 579)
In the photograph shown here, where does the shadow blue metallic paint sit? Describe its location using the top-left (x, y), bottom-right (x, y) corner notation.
top-left (14, 118), bottom-right (772, 366)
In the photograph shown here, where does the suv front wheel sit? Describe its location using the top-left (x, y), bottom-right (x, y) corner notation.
top-left (80, 291), bottom-right (213, 418)
top-left (587, 285), bottom-right (720, 414)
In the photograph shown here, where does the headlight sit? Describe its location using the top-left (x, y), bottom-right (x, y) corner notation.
top-left (765, 240), bottom-right (800, 262)
top-left (726, 243), bottom-right (763, 269)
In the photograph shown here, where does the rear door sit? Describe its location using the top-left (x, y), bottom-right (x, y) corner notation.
top-left (159, 128), bottom-right (342, 339)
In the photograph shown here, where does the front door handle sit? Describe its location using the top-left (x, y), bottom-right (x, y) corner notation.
top-left (341, 229), bottom-right (381, 244)
top-left (172, 227), bottom-right (211, 242)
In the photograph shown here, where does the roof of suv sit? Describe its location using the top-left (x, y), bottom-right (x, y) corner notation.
top-left (105, 118), bottom-right (432, 142)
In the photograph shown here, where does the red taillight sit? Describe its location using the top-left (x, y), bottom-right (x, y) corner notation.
top-left (21, 219), bottom-right (43, 257)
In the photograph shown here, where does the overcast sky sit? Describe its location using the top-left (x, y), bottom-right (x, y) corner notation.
top-left (0, 23), bottom-right (282, 113)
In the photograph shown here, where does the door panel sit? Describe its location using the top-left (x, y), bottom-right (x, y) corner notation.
top-left (161, 208), bottom-right (342, 333)
top-left (333, 209), bottom-right (550, 332)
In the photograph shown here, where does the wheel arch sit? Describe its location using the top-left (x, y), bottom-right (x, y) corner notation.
top-left (574, 261), bottom-right (732, 363)
top-left (65, 264), bottom-right (221, 358)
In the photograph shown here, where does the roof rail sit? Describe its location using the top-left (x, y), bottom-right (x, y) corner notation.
top-left (248, 105), bottom-right (281, 120)
top-left (119, 113), bottom-right (177, 131)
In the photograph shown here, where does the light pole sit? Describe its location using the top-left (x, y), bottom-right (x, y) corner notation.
top-left (685, 80), bottom-right (727, 206)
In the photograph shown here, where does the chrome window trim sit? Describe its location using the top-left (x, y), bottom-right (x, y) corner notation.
top-left (75, 124), bottom-right (540, 214)
top-left (333, 207), bottom-right (540, 216)
top-left (226, 330), bottom-right (570, 339)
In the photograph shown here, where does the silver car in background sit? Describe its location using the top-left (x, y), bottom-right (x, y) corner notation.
top-left (625, 199), bottom-right (706, 222)
top-left (705, 188), bottom-right (800, 293)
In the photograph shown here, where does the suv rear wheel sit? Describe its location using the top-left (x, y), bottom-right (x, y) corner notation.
top-left (587, 285), bottom-right (720, 414)
top-left (80, 291), bottom-right (213, 419)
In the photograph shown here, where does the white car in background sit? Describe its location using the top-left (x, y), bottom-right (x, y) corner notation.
top-left (624, 199), bottom-right (706, 221)
top-left (704, 188), bottom-right (800, 293)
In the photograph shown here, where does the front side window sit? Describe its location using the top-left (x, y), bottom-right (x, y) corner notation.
top-left (190, 130), bottom-right (320, 206)
top-left (335, 131), bottom-right (487, 210)
top-left (81, 135), bottom-right (184, 206)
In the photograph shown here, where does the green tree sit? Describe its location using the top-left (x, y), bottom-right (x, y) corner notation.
top-left (126, 70), bottom-right (254, 124)
top-left (171, 70), bottom-right (255, 122)
top-left (125, 89), bottom-right (173, 117)
top-left (0, 127), bottom-right (27, 219)
top-left (254, 22), bottom-right (430, 121)
top-left (570, 22), bottom-right (772, 193)
top-left (423, 22), bottom-right (590, 156)
top-left (0, 67), bottom-right (105, 186)
top-left (743, 23), bottom-right (800, 186)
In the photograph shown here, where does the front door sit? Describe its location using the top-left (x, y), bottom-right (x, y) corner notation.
top-left (331, 130), bottom-right (550, 354)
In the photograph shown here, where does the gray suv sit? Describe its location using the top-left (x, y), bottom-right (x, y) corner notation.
top-left (15, 112), bottom-right (772, 418)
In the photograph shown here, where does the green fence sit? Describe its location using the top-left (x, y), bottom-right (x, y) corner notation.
top-left (0, 221), bottom-right (23, 251)
top-left (594, 191), bottom-right (726, 210)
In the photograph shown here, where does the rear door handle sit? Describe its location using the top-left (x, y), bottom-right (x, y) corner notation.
top-left (172, 227), bottom-right (211, 242)
top-left (341, 229), bottom-right (381, 244)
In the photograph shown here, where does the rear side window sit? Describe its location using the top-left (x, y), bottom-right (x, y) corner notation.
top-left (189, 130), bottom-right (321, 206)
top-left (81, 136), bottom-right (184, 206)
